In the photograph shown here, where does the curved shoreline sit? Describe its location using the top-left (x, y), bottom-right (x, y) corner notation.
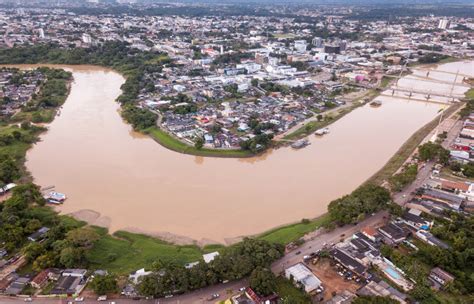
top-left (17, 60), bottom-right (472, 244)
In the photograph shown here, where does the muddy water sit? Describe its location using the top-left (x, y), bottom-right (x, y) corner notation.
top-left (22, 61), bottom-right (472, 244)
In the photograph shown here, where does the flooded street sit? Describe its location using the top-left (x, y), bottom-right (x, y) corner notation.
top-left (23, 61), bottom-right (473, 244)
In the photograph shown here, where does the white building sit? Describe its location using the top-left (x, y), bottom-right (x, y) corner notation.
top-left (285, 263), bottom-right (322, 294)
top-left (438, 19), bottom-right (451, 30)
top-left (82, 33), bottom-right (92, 44)
top-left (294, 40), bottom-right (308, 53)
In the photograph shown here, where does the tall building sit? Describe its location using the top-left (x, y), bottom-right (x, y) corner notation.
top-left (38, 28), bottom-right (45, 39)
top-left (294, 40), bottom-right (308, 53)
top-left (82, 33), bottom-right (92, 44)
top-left (312, 37), bottom-right (323, 48)
top-left (438, 19), bottom-right (450, 30)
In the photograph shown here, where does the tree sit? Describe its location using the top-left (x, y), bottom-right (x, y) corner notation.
top-left (90, 274), bottom-right (118, 295)
top-left (23, 242), bottom-right (45, 262)
top-left (249, 267), bottom-right (276, 296)
top-left (418, 142), bottom-right (449, 164)
top-left (59, 247), bottom-right (86, 268)
top-left (66, 227), bottom-right (100, 248)
top-left (194, 137), bottom-right (204, 150)
top-left (327, 184), bottom-right (391, 225)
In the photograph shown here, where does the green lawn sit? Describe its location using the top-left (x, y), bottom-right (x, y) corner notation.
top-left (258, 215), bottom-right (331, 245)
top-left (86, 229), bottom-right (222, 274)
top-left (145, 126), bottom-right (253, 158)
top-left (275, 277), bottom-right (311, 303)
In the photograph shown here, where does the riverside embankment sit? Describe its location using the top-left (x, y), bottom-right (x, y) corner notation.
top-left (21, 60), bottom-right (473, 244)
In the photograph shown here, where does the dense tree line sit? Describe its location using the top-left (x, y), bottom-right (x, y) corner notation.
top-left (388, 164), bottom-right (418, 192)
top-left (0, 42), bottom-right (169, 127)
top-left (327, 184), bottom-right (391, 225)
top-left (212, 52), bottom-right (253, 66)
top-left (137, 238), bottom-right (283, 298)
top-left (240, 133), bottom-right (273, 153)
top-left (0, 184), bottom-right (99, 271)
top-left (417, 142), bottom-right (450, 164)
top-left (122, 105), bottom-right (157, 131)
top-left (418, 53), bottom-right (449, 64)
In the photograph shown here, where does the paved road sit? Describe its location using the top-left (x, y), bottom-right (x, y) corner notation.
top-left (271, 210), bottom-right (388, 274)
top-left (0, 211), bottom-right (388, 304)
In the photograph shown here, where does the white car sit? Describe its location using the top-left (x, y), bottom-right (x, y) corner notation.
top-left (97, 295), bottom-right (107, 301)
top-left (24, 298), bottom-right (32, 302)
top-left (75, 298), bottom-right (84, 302)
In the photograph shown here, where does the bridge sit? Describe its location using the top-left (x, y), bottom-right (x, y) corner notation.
top-left (386, 86), bottom-right (464, 99)
top-left (383, 66), bottom-right (470, 103)
top-left (379, 94), bottom-right (455, 105)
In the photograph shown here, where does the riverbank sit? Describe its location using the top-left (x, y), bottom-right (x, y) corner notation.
top-left (0, 67), bottom-right (72, 182)
top-left (145, 126), bottom-right (254, 158)
top-left (366, 102), bottom-right (463, 185)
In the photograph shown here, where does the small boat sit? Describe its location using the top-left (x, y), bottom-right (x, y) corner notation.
top-left (44, 191), bottom-right (67, 203)
top-left (370, 100), bottom-right (382, 107)
top-left (291, 139), bottom-right (310, 149)
top-left (315, 128), bottom-right (330, 136)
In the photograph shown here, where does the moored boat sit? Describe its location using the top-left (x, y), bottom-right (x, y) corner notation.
top-left (291, 139), bottom-right (310, 149)
top-left (370, 100), bottom-right (382, 107)
top-left (44, 191), bottom-right (67, 203)
top-left (315, 128), bottom-right (330, 136)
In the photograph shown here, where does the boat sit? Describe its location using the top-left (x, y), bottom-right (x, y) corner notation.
top-left (291, 139), bottom-right (310, 149)
top-left (315, 128), bottom-right (330, 136)
top-left (44, 191), bottom-right (67, 203)
top-left (370, 100), bottom-right (382, 107)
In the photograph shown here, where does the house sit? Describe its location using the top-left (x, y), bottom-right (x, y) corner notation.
top-left (429, 267), bottom-right (455, 290)
top-left (400, 209), bottom-right (432, 230)
top-left (415, 230), bottom-right (450, 249)
top-left (356, 279), bottom-right (408, 303)
top-left (28, 227), bottom-right (50, 242)
top-left (330, 248), bottom-right (367, 277)
top-left (245, 287), bottom-right (279, 304)
top-left (5, 277), bottom-right (29, 295)
top-left (361, 226), bottom-right (380, 243)
top-left (51, 275), bottom-right (82, 296)
top-left (421, 189), bottom-right (464, 211)
top-left (62, 269), bottom-right (87, 278)
top-left (203, 251), bottom-right (219, 264)
top-left (285, 263), bottom-right (322, 294)
top-left (231, 292), bottom-right (255, 304)
top-left (378, 222), bottom-right (409, 245)
top-left (325, 290), bottom-right (356, 304)
top-left (31, 269), bottom-right (50, 289)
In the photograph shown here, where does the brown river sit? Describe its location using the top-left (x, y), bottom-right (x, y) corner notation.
top-left (21, 61), bottom-right (474, 244)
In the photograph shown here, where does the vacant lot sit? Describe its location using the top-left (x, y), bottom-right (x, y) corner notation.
top-left (308, 259), bottom-right (361, 301)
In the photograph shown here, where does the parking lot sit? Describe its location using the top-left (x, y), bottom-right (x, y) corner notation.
top-left (307, 258), bottom-right (361, 301)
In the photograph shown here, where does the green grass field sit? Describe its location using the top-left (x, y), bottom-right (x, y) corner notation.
top-left (86, 229), bottom-right (223, 274)
top-left (146, 126), bottom-right (253, 158)
top-left (257, 215), bottom-right (331, 245)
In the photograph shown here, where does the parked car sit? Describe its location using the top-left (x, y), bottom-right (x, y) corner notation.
top-left (97, 295), bottom-right (107, 301)
top-left (74, 297), bottom-right (84, 302)
top-left (24, 298), bottom-right (32, 302)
